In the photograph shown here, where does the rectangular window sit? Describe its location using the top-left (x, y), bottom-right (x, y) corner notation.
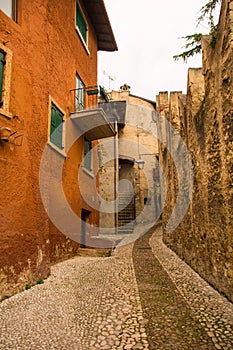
top-left (0, 0), bottom-right (17, 21)
top-left (50, 102), bottom-right (64, 149)
top-left (84, 137), bottom-right (92, 171)
top-left (0, 51), bottom-right (5, 106)
top-left (0, 43), bottom-right (12, 118)
top-left (76, 1), bottom-right (88, 44)
top-left (75, 73), bottom-right (85, 111)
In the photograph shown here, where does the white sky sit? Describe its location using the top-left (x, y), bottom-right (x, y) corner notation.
top-left (98, 0), bottom-right (220, 101)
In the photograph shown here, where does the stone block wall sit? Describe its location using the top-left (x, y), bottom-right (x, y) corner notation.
top-left (157, 0), bottom-right (233, 302)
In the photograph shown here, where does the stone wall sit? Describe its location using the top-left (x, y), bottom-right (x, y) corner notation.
top-left (157, 0), bottom-right (233, 302)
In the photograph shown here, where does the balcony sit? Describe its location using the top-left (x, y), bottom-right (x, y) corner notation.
top-left (70, 86), bottom-right (116, 141)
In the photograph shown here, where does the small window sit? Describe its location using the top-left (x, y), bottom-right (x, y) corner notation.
top-left (144, 197), bottom-right (151, 205)
top-left (76, 1), bottom-right (88, 45)
top-left (84, 137), bottom-right (92, 171)
top-left (50, 102), bottom-right (64, 149)
top-left (75, 73), bottom-right (85, 111)
top-left (0, 43), bottom-right (13, 118)
top-left (0, 0), bottom-right (17, 21)
top-left (0, 51), bottom-right (6, 107)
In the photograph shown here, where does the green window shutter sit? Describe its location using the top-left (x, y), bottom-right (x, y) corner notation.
top-left (0, 51), bottom-right (5, 104)
top-left (76, 1), bottom-right (87, 43)
top-left (84, 138), bottom-right (92, 171)
top-left (50, 103), bottom-right (63, 149)
top-left (75, 74), bottom-right (85, 110)
top-left (87, 89), bottom-right (99, 96)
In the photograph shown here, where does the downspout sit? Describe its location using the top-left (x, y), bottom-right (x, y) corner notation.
top-left (114, 118), bottom-right (118, 234)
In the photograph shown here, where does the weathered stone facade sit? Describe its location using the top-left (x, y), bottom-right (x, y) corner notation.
top-left (157, 0), bottom-right (233, 302)
top-left (99, 86), bottom-right (160, 233)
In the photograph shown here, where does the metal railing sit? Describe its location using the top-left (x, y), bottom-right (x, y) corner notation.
top-left (70, 86), bottom-right (99, 112)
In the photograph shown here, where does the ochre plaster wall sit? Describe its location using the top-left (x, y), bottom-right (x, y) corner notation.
top-left (0, 0), bottom-right (99, 299)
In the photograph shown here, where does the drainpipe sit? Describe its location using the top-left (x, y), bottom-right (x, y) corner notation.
top-left (114, 118), bottom-right (118, 234)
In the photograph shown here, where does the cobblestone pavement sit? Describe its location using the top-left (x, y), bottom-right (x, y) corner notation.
top-left (149, 226), bottom-right (233, 350)
top-left (0, 243), bottom-right (148, 350)
top-left (0, 225), bottom-right (232, 350)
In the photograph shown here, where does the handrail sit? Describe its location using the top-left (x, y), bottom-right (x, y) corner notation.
top-left (70, 85), bottom-right (99, 112)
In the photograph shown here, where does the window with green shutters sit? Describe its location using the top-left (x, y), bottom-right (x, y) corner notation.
top-left (75, 74), bottom-right (85, 111)
top-left (84, 137), bottom-right (92, 171)
top-left (0, 51), bottom-right (6, 106)
top-left (76, 1), bottom-right (88, 44)
top-left (50, 103), bottom-right (64, 149)
top-left (0, 44), bottom-right (12, 116)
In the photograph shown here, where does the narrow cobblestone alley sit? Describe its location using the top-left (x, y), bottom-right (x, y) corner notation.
top-left (0, 226), bottom-right (232, 350)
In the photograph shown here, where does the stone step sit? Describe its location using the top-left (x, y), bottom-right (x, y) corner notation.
top-left (117, 226), bottom-right (134, 233)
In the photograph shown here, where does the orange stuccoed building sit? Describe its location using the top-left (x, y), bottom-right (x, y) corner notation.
top-left (0, 0), bottom-right (117, 300)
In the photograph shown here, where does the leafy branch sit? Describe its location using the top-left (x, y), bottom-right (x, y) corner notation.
top-left (173, 34), bottom-right (203, 62)
top-left (173, 0), bottom-right (220, 62)
top-left (197, 0), bottom-right (220, 26)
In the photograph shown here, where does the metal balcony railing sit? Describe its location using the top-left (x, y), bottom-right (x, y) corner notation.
top-left (70, 86), bottom-right (99, 112)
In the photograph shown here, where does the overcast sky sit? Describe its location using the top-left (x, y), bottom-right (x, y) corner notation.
top-left (98, 0), bottom-right (221, 101)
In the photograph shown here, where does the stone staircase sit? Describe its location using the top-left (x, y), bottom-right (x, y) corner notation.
top-left (118, 193), bottom-right (135, 233)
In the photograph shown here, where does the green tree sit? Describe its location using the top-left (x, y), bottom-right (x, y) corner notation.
top-left (173, 0), bottom-right (220, 62)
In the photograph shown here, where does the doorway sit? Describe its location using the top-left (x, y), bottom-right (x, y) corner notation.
top-left (81, 209), bottom-right (91, 248)
top-left (118, 159), bottom-right (135, 231)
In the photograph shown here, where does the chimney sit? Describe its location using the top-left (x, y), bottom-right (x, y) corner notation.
top-left (120, 84), bottom-right (131, 93)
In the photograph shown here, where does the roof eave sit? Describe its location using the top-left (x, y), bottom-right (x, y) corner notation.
top-left (83, 0), bottom-right (118, 52)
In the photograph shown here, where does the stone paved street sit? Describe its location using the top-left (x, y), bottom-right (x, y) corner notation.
top-left (133, 226), bottom-right (233, 350)
top-left (149, 227), bottom-right (233, 349)
top-left (0, 225), bottom-right (233, 350)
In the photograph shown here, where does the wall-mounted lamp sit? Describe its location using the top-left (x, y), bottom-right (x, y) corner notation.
top-left (0, 127), bottom-right (24, 146)
top-left (135, 159), bottom-right (145, 170)
top-left (0, 127), bottom-right (12, 142)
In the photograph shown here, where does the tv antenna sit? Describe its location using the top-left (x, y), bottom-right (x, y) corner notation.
top-left (103, 70), bottom-right (116, 91)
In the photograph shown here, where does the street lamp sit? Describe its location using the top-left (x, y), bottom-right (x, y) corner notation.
top-left (135, 159), bottom-right (145, 170)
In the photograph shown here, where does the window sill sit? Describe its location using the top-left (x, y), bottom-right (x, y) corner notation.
top-left (47, 141), bottom-right (67, 158)
top-left (75, 27), bottom-right (90, 55)
top-left (0, 108), bottom-right (13, 119)
top-left (82, 166), bottom-right (94, 178)
top-left (0, 10), bottom-right (17, 24)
